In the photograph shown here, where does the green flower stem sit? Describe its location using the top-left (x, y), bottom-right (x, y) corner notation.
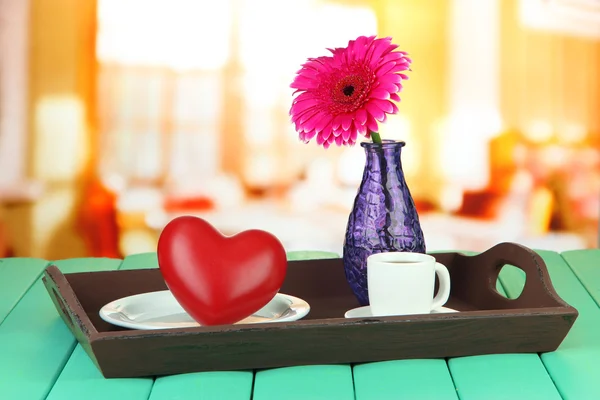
top-left (370, 130), bottom-right (382, 144)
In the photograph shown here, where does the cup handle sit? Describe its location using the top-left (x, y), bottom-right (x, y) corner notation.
top-left (431, 262), bottom-right (451, 310)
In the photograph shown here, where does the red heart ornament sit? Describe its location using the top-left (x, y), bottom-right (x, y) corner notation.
top-left (157, 216), bottom-right (287, 326)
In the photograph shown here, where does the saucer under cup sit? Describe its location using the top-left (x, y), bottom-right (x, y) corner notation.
top-left (367, 252), bottom-right (451, 317)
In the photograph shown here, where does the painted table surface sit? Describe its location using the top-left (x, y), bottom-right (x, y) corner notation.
top-left (0, 248), bottom-right (599, 400)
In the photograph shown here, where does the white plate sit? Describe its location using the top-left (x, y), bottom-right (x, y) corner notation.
top-left (99, 290), bottom-right (310, 330)
top-left (344, 305), bottom-right (458, 318)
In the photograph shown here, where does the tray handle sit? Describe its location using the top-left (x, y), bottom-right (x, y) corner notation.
top-left (434, 242), bottom-right (571, 310)
top-left (42, 265), bottom-right (98, 340)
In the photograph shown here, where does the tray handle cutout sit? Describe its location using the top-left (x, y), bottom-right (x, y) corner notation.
top-left (51, 287), bottom-right (76, 331)
top-left (42, 265), bottom-right (99, 340)
top-left (436, 242), bottom-right (572, 310)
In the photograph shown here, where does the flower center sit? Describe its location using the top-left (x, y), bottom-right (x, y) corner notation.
top-left (316, 63), bottom-right (374, 115)
top-left (332, 74), bottom-right (366, 105)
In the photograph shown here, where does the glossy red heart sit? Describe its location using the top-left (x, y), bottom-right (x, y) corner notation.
top-left (156, 216), bottom-right (287, 326)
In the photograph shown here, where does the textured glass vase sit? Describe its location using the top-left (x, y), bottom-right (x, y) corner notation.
top-left (343, 140), bottom-right (426, 306)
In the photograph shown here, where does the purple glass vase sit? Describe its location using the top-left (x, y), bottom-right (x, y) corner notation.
top-left (342, 140), bottom-right (426, 306)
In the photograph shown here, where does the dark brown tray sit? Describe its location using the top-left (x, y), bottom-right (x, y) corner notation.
top-left (42, 242), bottom-right (578, 378)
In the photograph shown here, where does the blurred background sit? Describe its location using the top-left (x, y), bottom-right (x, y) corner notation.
top-left (0, 0), bottom-right (598, 260)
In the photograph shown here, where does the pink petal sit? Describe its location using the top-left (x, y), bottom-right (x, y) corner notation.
top-left (391, 63), bottom-right (410, 72)
top-left (381, 52), bottom-right (404, 64)
top-left (390, 93), bottom-right (401, 102)
top-left (321, 124), bottom-right (333, 139)
top-left (332, 114), bottom-right (344, 130)
top-left (303, 129), bottom-right (317, 141)
top-left (297, 107), bottom-right (320, 124)
top-left (290, 76), bottom-right (319, 90)
top-left (316, 133), bottom-right (326, 145)
top-left (335, 135), bottom-right (343, 146)
top-left (368, 40), bottom-right (392, 67)
top-left (293, 108), bottom-right (318, 124)
top-left (374, 82), bottom-right (399, 94)
top-left (366, 114), bottom-right (379, 132)
top-left (314, 115), bottom-right (332, 133)
top-left (366, 102), bottom-right (385, 122)
top-left (372, 99), bottom-right (394, 113)
top-left (356, 123), bottom-right (367, 135)
top-left (301, 112), bottom-right (326, 132)
top-left (342, 114), bottom-right (353, 130)
top-left (321, 125), bottom-right (334, 140)
top-left (342, 128), bottom-right (352, 141)
top-left (376, 61), bottom-right (397, 76)
top-left (356, 109), bottom-right (368, 125)
top-left (370, 88), bottom-right (390, 100)
top-left (390, 102), bottom-right (399, 114)
top-left (379, 74), bottom-right (402, 85)
top-left (353, 36), bottom-right (369, 60)
top-left (292, 98), bottom-right (319, 114)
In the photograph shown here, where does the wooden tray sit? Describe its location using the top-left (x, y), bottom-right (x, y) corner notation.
top-left (42, 242), bottom-right (578, 378)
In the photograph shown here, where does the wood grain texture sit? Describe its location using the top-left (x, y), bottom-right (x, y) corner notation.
top-left (45, 255), bottom-right (153, 400)
top-left (2, 248), bottom-right (599, 398)
top-left (124, 251), bottom-right (255, 400)
top-left (353, 359), bottom-right (458, 400)
top-left (253, 365), bottom-right (354, 400)
top-left (561, 249), bottom-right (600, 308)
top-left (286, 250), bottom-right (339, 261)
top-left (449, 354), bottom-right (561, 400)
top-left (538, 250), bottom-right (600, 399)
top-left (149, 372), bottom-right (254, 400)
top-left (45, 345), bottom-right (152, 400)
top-left (446, 258), bottom-right (562, 400)
top-left (42, 243), bottom-right (577, 378)
top-left (0, 258), bottom-right (122, 400)
top-left (45, 251), bottom-right (331, 400)
top-left (0, 257), bottom-right (48, 326)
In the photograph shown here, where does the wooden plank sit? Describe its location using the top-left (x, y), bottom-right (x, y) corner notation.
top-left (48, 252), bottom-right (253, 400)
top-left (45, 345), bottom-right (152, 400)
top-left (538, 249), bottom-right (600, 399)
top-left (561, 249), bottom-right (600, 308)
top-left (253, 365), bottom-right (354, 400)
top-left (0, 258), bottom-right (48, 326)
top-left (441, 253), bottom-right (562, 400)
top-left (149, 372), bottom-right (254, 400)
top-left (351, 253), bottom-right (465, 399)
top-left (46, 255), bottom-right (154, 400)
top-left (449, 354), bottom-right (561, 400)
top-left (286, 251), bottom-right (339, 261)
top-left (142, 250), bottom-right (341, 400)
top-left (0, 257), bottom-right (122, 400)
top-left (353, 359), bottom-right (457, 400)
top-left (122, 252), bottom-right (255, 400)
top-left (118, 252), bottom-right (159, 270)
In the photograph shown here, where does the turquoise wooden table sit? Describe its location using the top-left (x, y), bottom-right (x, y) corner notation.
top-left (1, 248), bottom-right (599, 400)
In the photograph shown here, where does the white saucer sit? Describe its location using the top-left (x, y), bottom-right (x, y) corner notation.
top-left (344, 305), bottom-right (458, 318)
top-left (99, 290), bottom-right (310, 330)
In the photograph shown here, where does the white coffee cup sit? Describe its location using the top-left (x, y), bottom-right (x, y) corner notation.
top-left (367, 252), bottom-right (451, 316)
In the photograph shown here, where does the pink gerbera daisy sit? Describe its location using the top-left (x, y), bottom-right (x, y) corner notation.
top-left (290, 35), bottom-right (411, 148)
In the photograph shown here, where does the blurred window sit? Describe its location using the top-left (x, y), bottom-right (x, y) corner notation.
top-left (96, 0), bottom-right (376, 187)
